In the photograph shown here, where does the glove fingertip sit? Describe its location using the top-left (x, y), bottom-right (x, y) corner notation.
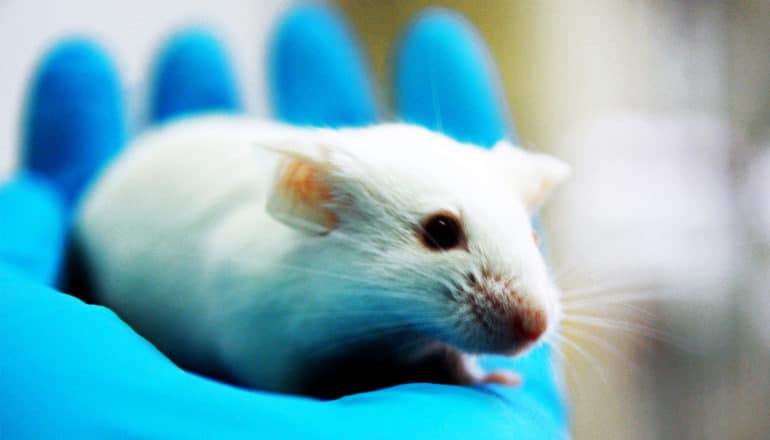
top-left (149, 28), bottom-right (242, 124)
top-left (393, 7), bottom-right (512, 147)
top-left (22, 37), bottom-right (126, 210)
top-left (269, 3), bottom-right (377, 127)
top-left (0, 174), bottom-right (65, 284)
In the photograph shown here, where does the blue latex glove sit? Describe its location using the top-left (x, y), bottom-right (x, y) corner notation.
top-left (0, 4), bottom-right (568, 439)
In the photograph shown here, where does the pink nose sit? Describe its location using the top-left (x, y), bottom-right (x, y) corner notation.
top-left (513, 310), bottom-right (547, 342)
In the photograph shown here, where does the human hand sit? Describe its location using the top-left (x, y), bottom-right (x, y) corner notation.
top-left (0, 4), bottom-right (567, 439)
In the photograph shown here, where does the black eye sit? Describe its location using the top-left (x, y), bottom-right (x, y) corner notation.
top-left (419, 212), bottom-right (466, 251)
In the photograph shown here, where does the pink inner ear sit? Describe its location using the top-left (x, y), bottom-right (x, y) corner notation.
top-left (271, 158), bottom-right (337, 232)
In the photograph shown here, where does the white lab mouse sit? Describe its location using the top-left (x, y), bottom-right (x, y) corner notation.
top-left (73, 115), bottom-right (570, 398)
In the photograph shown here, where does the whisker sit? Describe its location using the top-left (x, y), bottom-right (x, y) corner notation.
top-left (562, 290), bottom-right (667, 308)
top-left (561, 282), bottom-right (657, 300)
top-left (551, 332), bottom-right (607, 385)
top-left (560, 314), bottom-right (682, 349)
top-left (559, 325), bottom-right (623, 360)
top-left (545, 340), bottom-right (582, 400)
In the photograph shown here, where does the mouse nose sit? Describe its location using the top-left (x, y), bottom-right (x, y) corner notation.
top-left (512, 309), bottom-right (547, 342)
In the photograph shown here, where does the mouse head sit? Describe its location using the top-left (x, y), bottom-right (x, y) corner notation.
top-left (260, 123), bottom-right (569, 355)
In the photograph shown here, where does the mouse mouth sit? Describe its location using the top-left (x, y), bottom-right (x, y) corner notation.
top-left (448, 273), bottom-right (549, 355)
top-left (465, 300), bottom-right (542, 355)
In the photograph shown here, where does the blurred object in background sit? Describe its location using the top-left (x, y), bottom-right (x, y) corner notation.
top-left (743, 144), bottom-right (770, 247)
top-left (743, 142), bottom-right (770, 352)
top-left (555, 113), bottom-right (737, 352)
top-left (0, 0), bottom-right (767, 439)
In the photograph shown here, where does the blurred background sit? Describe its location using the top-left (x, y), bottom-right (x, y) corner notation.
top-left (1, 1), bottom-right (768, 438)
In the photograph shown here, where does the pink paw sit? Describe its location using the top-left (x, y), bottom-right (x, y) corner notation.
top-left (481, 370), bottom-right (522, 387)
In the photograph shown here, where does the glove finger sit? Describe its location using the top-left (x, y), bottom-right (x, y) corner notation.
top-left (148, 28), bottom-right (241, 124)
top-left (0, 174), bottom-right (65, 284)
top-left (393, 8), bottom-right (514, 147)
top-left (22, 38), bottom-right (126, 211)
top-left (269, 3), bottom-right (377, 127)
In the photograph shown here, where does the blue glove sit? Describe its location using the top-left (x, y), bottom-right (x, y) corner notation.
top-left (0, 4), bottom-right (568, 439)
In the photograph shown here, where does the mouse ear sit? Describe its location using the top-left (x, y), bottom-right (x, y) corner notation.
top-left (254, 136), bottom-right (339, 235)
top-left (491, 140), bottom-right (571, 212)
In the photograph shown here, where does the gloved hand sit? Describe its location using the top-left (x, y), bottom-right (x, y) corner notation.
top-left (0, 4), bottom-right (568, 439)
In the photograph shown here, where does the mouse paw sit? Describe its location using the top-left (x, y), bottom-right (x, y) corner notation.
top-left (481, 370), bottom-right (522, 387)
top-left (460, 354), bottom-right (522, 387)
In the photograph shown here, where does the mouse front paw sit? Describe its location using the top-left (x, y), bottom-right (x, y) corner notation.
top-left (460, 354), bottom-right (522, 387)
top-left (479, 370), bottom-right (522, 387)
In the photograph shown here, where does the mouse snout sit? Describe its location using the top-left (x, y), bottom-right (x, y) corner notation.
top-left (466, 272), bottom-right (549, 352)
top-left (512, 309), bottom-right (547, 342)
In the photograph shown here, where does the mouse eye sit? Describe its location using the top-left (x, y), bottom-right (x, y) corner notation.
top-left (419, 212), bottom-right (466, 251)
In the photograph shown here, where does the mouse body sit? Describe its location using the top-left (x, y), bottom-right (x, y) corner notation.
top-left (74, 115), bottom-right (569, 398)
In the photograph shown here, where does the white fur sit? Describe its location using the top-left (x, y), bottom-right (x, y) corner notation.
top-left (76, 115), bottom-right (569, 394)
